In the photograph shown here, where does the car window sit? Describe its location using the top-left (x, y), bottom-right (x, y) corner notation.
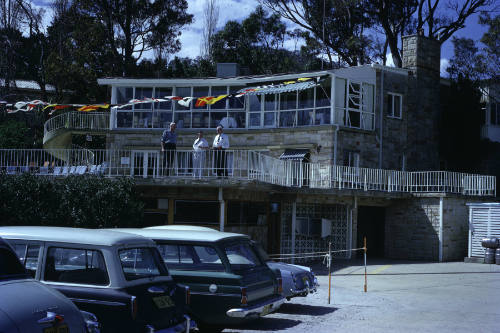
top-left (45, 247), bottom-right (109, 285)
top-left (11, 244), bottom-right (40, 277)
top-left (225, 242), bottom-right (262, 271)
top-left (119, 248), bottom-right (168, 281)
top-left (156, 243), bottom-right (226, 272)
top-left (0, 248), bottom-right (27, 279)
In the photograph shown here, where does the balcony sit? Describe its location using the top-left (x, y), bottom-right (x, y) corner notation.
top-left (0, 148), bottom-right (496, 196)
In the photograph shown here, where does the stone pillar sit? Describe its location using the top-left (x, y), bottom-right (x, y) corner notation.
top-left (402, 34), bottom-right (441, 170)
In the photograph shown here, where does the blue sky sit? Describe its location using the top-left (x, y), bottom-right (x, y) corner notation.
top-left (33, 0), bottom-right (493, 76)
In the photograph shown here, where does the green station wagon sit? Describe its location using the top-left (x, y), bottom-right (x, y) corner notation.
top-left (111, 228), bottom-right (285, 331)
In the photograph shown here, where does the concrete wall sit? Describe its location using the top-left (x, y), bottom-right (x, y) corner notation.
top-left (442, 198), bottom-right (469, 261)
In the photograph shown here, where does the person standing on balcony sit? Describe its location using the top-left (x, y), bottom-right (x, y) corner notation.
top-left (192, 131), bottom-right (209, 178)
top-left (212, 125), bottom-right (229, 177)
top-left (161, 122), bottom-right (177, 176)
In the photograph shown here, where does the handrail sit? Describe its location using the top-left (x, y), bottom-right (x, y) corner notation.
top-left (0, 148), bottom-right (495, 197)
top-left (43, 112), bottom-right (110, 144)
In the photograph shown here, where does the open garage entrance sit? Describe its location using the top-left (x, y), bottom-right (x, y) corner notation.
top-left (357, 206), bottom-right (385, 258)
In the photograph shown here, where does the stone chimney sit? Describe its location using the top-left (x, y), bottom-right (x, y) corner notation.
top-left (402, 34), bottom-right (442, 171)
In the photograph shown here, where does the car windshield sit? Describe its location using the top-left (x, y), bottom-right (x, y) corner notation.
top-left (224, 242), bottom-right (262, 271)
top-left (119, 248), bottom-right (168, 281)
top-left (0, 247), bottom-right (28, 280)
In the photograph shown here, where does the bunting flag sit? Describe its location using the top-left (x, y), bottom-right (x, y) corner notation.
top-left (77, 104), bottom-right (110, 112)
top-left (178, 97), bottom-right (194, 107)
top-left (195, 96), bottom-right (215, 107)
top-left (236, 77), bottom-right (319, 96)
top-left (206, 94), bottom-right (228, 105)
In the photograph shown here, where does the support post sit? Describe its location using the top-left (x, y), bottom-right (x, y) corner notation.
top-left (328, 241), bottom-right (332, 304)
top-left (364, 236), bottom-right (367, 292)
top-left (219, 187), bottom-right (225, 232)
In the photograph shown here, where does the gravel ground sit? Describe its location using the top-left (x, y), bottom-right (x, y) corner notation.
top-left (224, 259), bottom-right (500, 333)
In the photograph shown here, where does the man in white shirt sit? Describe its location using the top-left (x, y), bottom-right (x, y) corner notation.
top-left (192, 131), bottom-right (209, 178)
top-left (212, 125), bottom-right (230, 177)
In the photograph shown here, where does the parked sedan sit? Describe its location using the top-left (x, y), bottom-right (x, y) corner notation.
top-left (0, 236), bottom-right (99, 333)
top-left (252, 241), bottom-right (318, 300)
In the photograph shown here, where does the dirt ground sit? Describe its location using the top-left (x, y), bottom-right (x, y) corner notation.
top-left (224, 259), bottom-right (500, 333)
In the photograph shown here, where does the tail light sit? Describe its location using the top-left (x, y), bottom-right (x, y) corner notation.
top-left (277, 277), bottom-right (283, 294)
top-left (185, 286), bottom-right (191, 305)
top-left (130, 296), bottom-right (138, 320)
top-left (240, 287), bottom-right (248, 305)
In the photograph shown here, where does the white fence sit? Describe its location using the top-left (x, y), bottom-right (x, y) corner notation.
top-left (0, 149), bottom-right (496, 196)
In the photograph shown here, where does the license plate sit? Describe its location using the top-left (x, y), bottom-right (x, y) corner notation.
top-left (260, 304), bottom-right (272, 316)
top-left (153, 295), bottom-right (175, 309)
top-left (43, 324), bottom-right (69, 333)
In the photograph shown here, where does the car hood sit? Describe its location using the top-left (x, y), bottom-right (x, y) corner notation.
top-left (0, 279), bottom-right (85, 333)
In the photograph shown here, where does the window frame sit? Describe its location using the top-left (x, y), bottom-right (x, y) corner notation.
top-left (387, 92), bottom-right (403, 119)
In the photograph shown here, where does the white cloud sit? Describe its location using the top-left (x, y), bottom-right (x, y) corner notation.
top-left (440, 58), bottom-right (450, 77)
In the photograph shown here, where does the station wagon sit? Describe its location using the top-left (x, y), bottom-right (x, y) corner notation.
top-left (0, 236), bottom-right (100, 333)
top-left (111, 228), bottom-right (285, 331)
top-left (0, 227), bottom-right (194, 333)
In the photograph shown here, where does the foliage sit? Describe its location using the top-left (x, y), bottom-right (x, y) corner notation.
top-left (0, 120), bottom-right (30, 148)
top-left (0, 173), bottom-right (144, 228)
top-left (479, 13), bottom-right (499, 80)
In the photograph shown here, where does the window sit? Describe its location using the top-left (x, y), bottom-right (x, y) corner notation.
top-left (157, 244), bottom-right (225, 272)
top-left (344, 151), bottom-right (360, 168)
top-left (387, 92), bottom-right (403, 118)
top-left (225, 242), bottom-right (262, 271)
top-left (119, 248), bottom-right (167, 281)
top-left (45, 247), bottom-right (109, 285)
top-left (11, 243), bottom-right (40, 277)
top-left (227, 201), bottom-right (267, 225)
top-left (296, 217), bottom-right (321, 236)
top-left (174, 200), bottom-right (219, 224)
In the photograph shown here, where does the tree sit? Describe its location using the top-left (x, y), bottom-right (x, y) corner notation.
top-left (479, 13), bottom-right (499, 80)
top-left (211, 6), bottom-right (306, 74)
top-left (75, 0), bottom-right (193, 76)
top-left (262, 0), bottom-right (374, 67)
top-left (446, 37), bottom-right (485, 81)
top-left (201, 0), bottom-right (219, 61)
top-left (369, 0), bottom-right (494, 68)
top-left (0, 120), bottom-right (30, 148)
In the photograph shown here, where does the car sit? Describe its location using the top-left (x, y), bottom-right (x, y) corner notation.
top-left (0, 227), bottom-right (195, 333)
top-left (111, 228), bottom-right (285, 332)
top-left (0, 236), bottom-right (100, 333)
top-left (147, 225), bottom-right (319, 301)
top-left (251, 241), bottom-right (319, 300)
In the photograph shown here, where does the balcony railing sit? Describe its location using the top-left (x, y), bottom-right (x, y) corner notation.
top-left (0, 149), bottom-right (496, 196)
top-left (43, 112), bottom-right (110, 143)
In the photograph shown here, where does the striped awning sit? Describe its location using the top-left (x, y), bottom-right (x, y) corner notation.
top-left (237, 79), bottom-right (318, 96)
top-left (279, 149), bottom-right (310, 161)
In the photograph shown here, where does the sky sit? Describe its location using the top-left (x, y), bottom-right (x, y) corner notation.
top-left (32, 0), bottom-right (493, 76)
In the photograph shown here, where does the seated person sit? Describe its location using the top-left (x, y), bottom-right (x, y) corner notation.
top-left (219, 116), bottom-right (238, 128)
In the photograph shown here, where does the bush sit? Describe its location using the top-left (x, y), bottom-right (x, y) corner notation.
top-left (0, 173), bottom-right (144, 228)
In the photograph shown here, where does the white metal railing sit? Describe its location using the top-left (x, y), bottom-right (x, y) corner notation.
top-left (43, 112), bottom-right (110, 143)
top-left (0, 149), bottom-right (496, 196)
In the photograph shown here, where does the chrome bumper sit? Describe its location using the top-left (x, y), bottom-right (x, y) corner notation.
top-left (148, 315), bottom-right (196, 333)
top-left (226, 297), bottom-right (285, 318)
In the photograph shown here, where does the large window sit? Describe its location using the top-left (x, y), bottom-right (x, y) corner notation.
top-left (174, 200), bottom-right (219, 224)
top-left (119, 248), bottom-right (167, 281)
top-left (335, 78), bottom-right (374, 130)
top-left (227, 201), bottom-right (267, 225)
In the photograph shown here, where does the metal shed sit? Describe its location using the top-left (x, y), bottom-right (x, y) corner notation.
top-left (467, 203), bottom-right (500, 258)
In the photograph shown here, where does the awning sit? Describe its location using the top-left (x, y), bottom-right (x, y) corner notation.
top-left (279, 149), bottom-right (310, 161)
top-left (237, 79), bottom-right (318, 96)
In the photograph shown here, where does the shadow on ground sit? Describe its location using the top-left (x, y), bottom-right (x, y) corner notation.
top-left (277, 303), bottom-right (337, 316)
top-left (225, 317), bottom-right (301, 332)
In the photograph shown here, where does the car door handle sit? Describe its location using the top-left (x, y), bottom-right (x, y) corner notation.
top-left (38, 312), bottom-right (64, 325)
top-left (148, 286), bottom-right (165, 294)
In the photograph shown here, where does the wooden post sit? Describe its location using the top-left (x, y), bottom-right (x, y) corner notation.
top-left (328, 241), bottom-right (332, 304)
top-left (364, 236), bottom-right (367, 292)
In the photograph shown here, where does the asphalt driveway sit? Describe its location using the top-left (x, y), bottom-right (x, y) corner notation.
top-left (225, 259), bottom-right (500, 333)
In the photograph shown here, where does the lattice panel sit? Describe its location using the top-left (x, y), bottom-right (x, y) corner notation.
top-left (280, 202), bottom-right (349, 262)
